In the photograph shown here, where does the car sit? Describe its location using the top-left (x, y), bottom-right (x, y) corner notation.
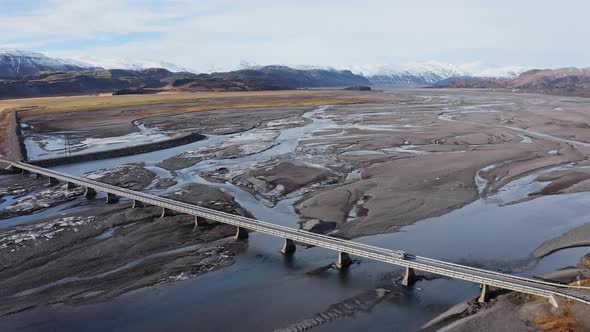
top-left (393, 250), bottom-right (406, 259)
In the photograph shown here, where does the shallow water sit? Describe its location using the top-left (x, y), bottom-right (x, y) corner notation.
top-left (0, 195), bottom-right (116, 229)
top-left (2, 95), bottom-right (590, 331)
top-left (360, 193), bottom-right (590, 265)
top-left (0, 184), bottom-right (108, 229)
top-left (23, 122), bottom-right (171, 160)
top-left (0, 195), bottom-right (15, 209)
top-left (52, 135), bottom-right (229, 176)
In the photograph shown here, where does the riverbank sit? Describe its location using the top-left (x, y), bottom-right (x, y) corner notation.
top-left (533, 223), bottom-right (590, 259)
top-left (424, 253), bottom-right (590, 332)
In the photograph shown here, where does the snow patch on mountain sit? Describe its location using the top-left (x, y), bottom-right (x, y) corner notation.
top-left (295, 61), bottom-right (528, 85)
top-left (340, 62), bottom-right (526, 79)
top-left (63, 56), bottom-right (195, 73)
top-left (451, 62), bottom-right (528, 78)
top-left (0, 49), bottom-right (94, 77)
top-left (341, 61), bottom-right (468, 79)
top-left (1, 49), bottom-right (69, 67)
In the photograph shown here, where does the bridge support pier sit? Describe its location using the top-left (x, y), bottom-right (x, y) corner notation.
top-left (549, 295), bottom-right (559, 308)
top-left (106, 193), bottom-right (119, 204)
top-left (194, 216), bottom-right (209, 227)
top-left (48, 177), bottom-right (59, 185)
top-left (132, 200), bottom-right (144, 208)
top-left (235, 227), bottom-right (249, 240)
top-left (478, 284), bottom-right (490, 303)
top-left (84, 187), bottom-right (97, 198)
top-left (160, 207), bottom-right (173, 218)
top-left (66, 182), bottom-right (77, 190)
top-left (34, 172), bottom-right (42, 179)
top-left (21, 168), bottom-right (29, 175)
top-left (402, 267), bottom-right (416, 287)
top-left (336, 252), bottom-right (352, 270)
top-left (280, 239), bottom-right (296, 255)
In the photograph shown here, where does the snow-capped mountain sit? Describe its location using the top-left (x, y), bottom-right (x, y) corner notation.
top-left (297, 62), bottom-right (528, 86)
top-left (0, 49), bottom-right (195, 77)
top-left (0, 49), bottom-right (95, 77)
top-left (1, 49), bottom-right (528, 87)
top-left (343, 62), bottom-right (468, 83)
top-left (64, 56), bottom-right (195, 73)
top-left (468, 66), bottom-right (528, 79)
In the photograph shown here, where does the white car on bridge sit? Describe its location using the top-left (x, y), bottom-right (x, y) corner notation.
top-left (393, 250), bottom-right (407, 259)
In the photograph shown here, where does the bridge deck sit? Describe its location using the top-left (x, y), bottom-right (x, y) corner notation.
top-left (4, 160), bottom-right (590, 306)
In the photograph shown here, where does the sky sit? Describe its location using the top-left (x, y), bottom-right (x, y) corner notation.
top-left (0, 0), bottom-right (588, 72)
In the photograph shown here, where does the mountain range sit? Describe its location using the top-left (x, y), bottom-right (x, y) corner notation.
top-left (0, 50), bottom-right (525, 83)
top-left (299, 62), bottom-right (526, 86)
top-left (434, 68), bottom-right (590, 97)
top-left (1, 49), bottom-right (588, 98)
top-left (0, 65), bottom-right (371, 98)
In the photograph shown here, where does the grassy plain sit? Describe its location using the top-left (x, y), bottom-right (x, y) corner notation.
top-left (1, 90), bottom-right (378, 116)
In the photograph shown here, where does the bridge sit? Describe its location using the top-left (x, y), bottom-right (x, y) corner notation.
top-left (2, 159), bottom-right (590, 307)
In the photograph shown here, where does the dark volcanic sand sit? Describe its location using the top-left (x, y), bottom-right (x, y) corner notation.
top-left (0, 175), bottom-right (251, 315)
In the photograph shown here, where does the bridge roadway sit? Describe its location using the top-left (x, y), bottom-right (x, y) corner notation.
top-left (3, 159), bottom-right (590, 307)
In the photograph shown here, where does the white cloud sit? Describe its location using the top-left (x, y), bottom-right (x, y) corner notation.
top-left (0, 0), bottom-right (180, 41)
top-left (2, 0), bottom-right (590, 69)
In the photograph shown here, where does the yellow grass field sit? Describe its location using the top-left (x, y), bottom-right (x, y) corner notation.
top-left (0, 90), bottom-right (382, 117)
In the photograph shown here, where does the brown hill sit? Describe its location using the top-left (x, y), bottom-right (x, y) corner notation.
top-left (432, 76), bottom-right (511, 89)
top-left (434, 67), bottom-right (590, 97)
top-left (0, 66), bottom-right (370, 99)
top-left (0, 68), bottom-right (187, 98)
top-left (510, 67), bottom-right (590, 91)
top-left (166, 66), bottom-right (371, 92)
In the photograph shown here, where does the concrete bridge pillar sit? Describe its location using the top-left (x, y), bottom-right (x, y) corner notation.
top-left (48, 177), bottom-right (59, 185)
top-left (235, 226), bottom-right (249, 240)
top-left (478, 284), bottom-right (490, 303)
top-left (34, 172), bottom-right (42, 179)
top-left (194, 216), bottom-right (209, 227)
top-left (336, 252), bottom-right (352, 270)
top-left (106, 193), bottom-right (119, 204)
top-left (280, 239), bottom-right (296, 255)
top-left (549, 295), bottom-right (559, 308)
top-left (84, 187), bottom-right (97, 198)
top-left (402, 267), bottom-right (416, 287)
top-left (66, 182), bottom-right (77, 190)
top-left (160, 207), bottom-right (173, 218)
top-left (21, 168), bottom-right (29, 175)
top-left (132, 200), bottom-right (144, 208)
